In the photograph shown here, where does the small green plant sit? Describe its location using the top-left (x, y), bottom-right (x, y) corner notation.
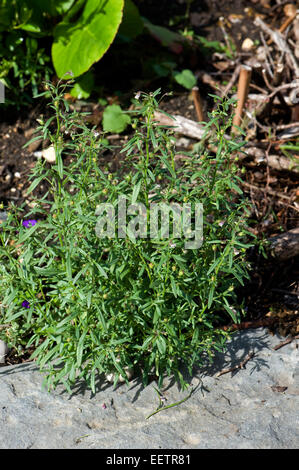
top-left (102, 103), bottom-right (131, 133)
top-left (173, 68), bottom-right (197, 90)
top-left (0, 30), bottom-right (52, 106)
top-left (150, 61), bottom-right (197, 91)
top-left (0, 80), bottom-right (255, 393)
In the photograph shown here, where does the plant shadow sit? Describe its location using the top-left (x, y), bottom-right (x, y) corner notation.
top-left (0, 329), bottom-right (273, 402)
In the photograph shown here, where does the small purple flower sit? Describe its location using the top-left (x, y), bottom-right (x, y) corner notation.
top-left (22, 219), bottom-right (37, 228)
top-left (22, 300), bottom-right (30, 309)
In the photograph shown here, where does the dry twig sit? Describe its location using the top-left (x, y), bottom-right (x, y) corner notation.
top-left (216, 351), bottom-right (255, 377)
top-left (255, 16), bottom-right (299, 77)
top-left (221, 64), bottom-right (241, 97)
top-left (191, 87), bottom-right (205, 122)
top-left (269, 227), bottom-right (299, 260)
top-left (241, 181), bottom-right (299, 214)
top-left (153, 111), bottom-right (205, 139)
top-left (273, 335), bottom-right (299, 350)
top-left (232, 65), bottom-right (252, 130)
top-left (267, 6), bottom-right (297, 45)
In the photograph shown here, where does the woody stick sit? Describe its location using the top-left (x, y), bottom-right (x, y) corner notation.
top-left (191, 86), bottom-right (205, 122)
top-left (267, 4), bottom-right (297, 46)
top-left (232, 65), bottom-right (252, 132)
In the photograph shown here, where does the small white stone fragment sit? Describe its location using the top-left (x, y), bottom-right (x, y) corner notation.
top-left (242, 38), bottom-right (254, 52)
top-left (34, 145), bottom-right (56, 163)
top-left (42, 146), bottom-right (56, 163)
top-left (0, 340), bottom-right (9, 364)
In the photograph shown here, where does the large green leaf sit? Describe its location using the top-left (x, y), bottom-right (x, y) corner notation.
top-left (70, 70), bottom-right (95, 99)
top-left (44, 0), bottom-right (76, 16)
top-left (52, 0), bottom-right (124, 78)
top-left (143, 19), bottom-right (182, 47)
top-left (118, 0), bottom-right (143, 40)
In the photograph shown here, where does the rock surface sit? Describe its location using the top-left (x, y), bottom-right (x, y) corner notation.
top-left (0, 328), bottom-right (298, 449)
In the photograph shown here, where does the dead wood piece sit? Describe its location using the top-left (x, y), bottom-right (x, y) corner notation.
top-left (267, 154), bottom-right (299, 173)
top-left (242, 181), bottom-right (299, 214)
top-left (242, 180), bottom-right (295, 202)
top-left (267, 10), bottom-right (297, 46)
top-left (293, 18), bottom-right (299, 59)
top-left (277, 121), bottom-right (299, 130)
top-left (268, 227), bottom-right (299, 260)
top-left (222, 64), bottom-right (241, 97)
top-left (243, 147), bottom-right (299, 174)
top-left (247, 93), bottom-right (269, 102)
top-left (277, 125), bottom-right (299, 139)
top-left (254, 16), bottom-right (299, 77)
top-left (216, 351), bottom-right (255, 377)
top-left (191, 87), bottom-right (205, 122)
top-left (232, 65), bottom-right (252, 131)
top-left (256, 63), bottom-right (285, 118)
top-left (200, 73), bottom-right (225, 92)
top-left (153, 111), bottom-right (205, 140)
top-left (266, 81), bottom-right (299, 102)
top-left (273, 334), bottom-right (299, 350)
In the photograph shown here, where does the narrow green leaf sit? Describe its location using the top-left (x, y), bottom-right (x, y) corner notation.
top-left (66, 252), bottom-right (72, 280)
top-left (76, 331), bottom-right (87, 367)
top-left (156, 336), bottom-right (166, 355)
top-left (132, 180), bottom-right (141, 204)
top-left (208, 285), bottom-right (214, 308)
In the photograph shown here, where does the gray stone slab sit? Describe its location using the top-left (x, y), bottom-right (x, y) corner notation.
top-left (0, 328), bottom-right (298, 449)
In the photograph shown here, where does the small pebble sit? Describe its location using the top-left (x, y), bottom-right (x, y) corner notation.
top-left (0, 340), bottom-right (9, 364)
top-left (34, 145), bottom-right (56, 163)
top-left (242, 38), bottom-right (254, 52)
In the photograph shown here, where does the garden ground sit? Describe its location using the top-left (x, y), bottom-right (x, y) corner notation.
top-left (0, 0), bottom-right (298, 367)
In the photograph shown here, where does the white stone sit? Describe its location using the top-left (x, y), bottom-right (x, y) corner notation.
top-left (0, 339), bottom-right (9, 364)
top-left (242, 38), bottom-right (254, 52)
top-left (34, 145), bottom-right (56, 163)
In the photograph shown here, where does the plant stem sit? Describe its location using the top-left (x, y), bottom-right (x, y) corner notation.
top-left (146, 386), bottom-right (197, 419)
